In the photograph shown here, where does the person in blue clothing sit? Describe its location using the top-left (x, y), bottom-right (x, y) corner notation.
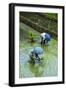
top-left (30, 47), bottom-right (43, 63)
top-left (41, 32), bottom-right (51, 45)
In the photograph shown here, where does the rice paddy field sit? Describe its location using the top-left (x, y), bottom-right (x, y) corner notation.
top-left (19, 22), bottom-right (58, 78)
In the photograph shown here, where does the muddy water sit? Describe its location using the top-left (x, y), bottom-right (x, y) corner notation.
top-left (19, 23), bottom-right (58, 78)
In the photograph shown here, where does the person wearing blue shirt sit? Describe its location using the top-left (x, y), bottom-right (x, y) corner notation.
top-left (41, 32), bottom-right (51, 45)
top-left (30, 47), bottom-right (43, 63)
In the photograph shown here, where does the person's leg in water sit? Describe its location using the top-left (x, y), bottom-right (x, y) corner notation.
top-left (35, 53), bottom-right (40, 61)
top-left (44, 39), bottom-right (48, 45)
top-left (41, 37), bottom-right (43, 45)
top-left (43, 39), bottom-right (45, 44)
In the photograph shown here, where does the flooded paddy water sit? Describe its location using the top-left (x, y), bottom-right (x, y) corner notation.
top-left (19, 22), bottom-right (58, 78)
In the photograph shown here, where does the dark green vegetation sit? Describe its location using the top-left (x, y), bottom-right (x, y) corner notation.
top-left (20, 12), bottom-right (58, 34)
top-left (19, 13), bottom-right (58, 78)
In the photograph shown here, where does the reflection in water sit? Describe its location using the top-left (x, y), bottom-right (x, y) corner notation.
top-left (28, 57), bottom-right (46, 77)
